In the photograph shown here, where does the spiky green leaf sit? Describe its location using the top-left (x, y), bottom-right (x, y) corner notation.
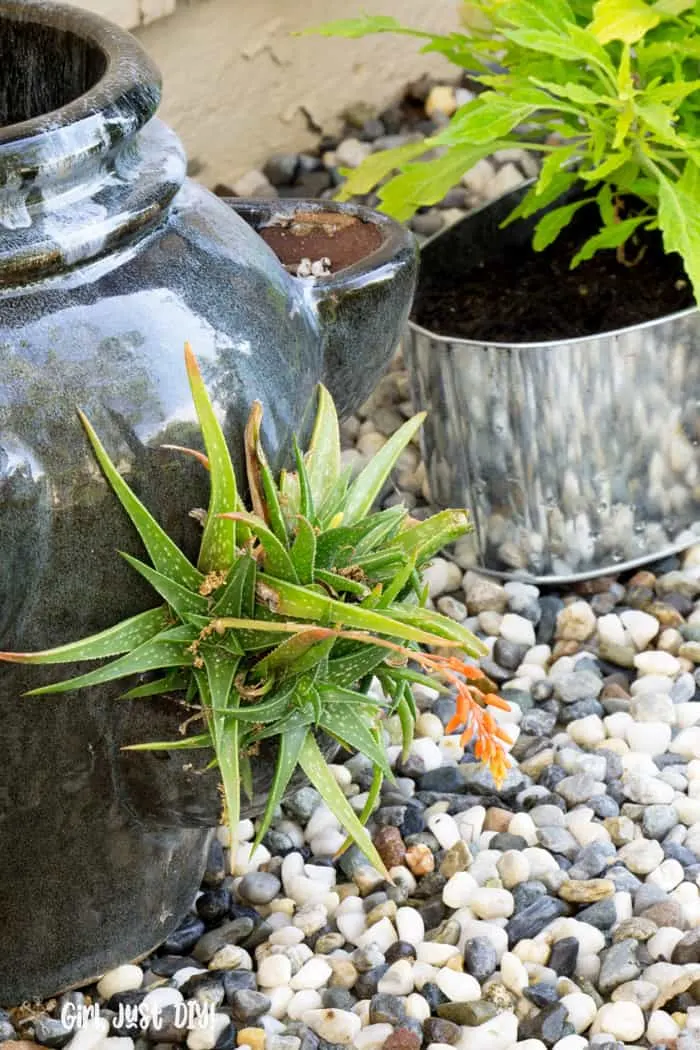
top-left (78, 412), bottom-right (203, 590)
top-left (220, 513), bottom-right (298, 583)
top-left (120, 553), bottom-right (209, 619)
top-left (291, 516), bottom-right (317, 584)
top-left (0, 606), bottom-right (169, 665)
top-left (253, 723), bottom-right (309, 850)
top-left (342, 414), bottom-right (426, 525)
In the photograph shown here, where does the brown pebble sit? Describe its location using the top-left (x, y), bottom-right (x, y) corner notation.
top-left (237, 1029), bottom-right (265, 1050)
top-left (642, 900), bottom-right (686, 929)
top-left (574, 575), bottom-right (620, 595)
top-left (405, 843), bottom-right (435, 877)
top-left (628, 570), bottom-right (657, 589)
top-left (440, 840), bottom-right (472, 878)
top-left (601, 681), bottom-right (631, 701)
top-left (374, 826), bottom-right (406, 869)
top-left (484, 807), bottom-right (513, 832)
top-left (559, 878), bottom-right (615, 903)
top-left (0, 1043), bottom-right (39, 1050)
top-left (646, 601), bottom-right (684, 628)
top-left (383, 1028), bottom-right (421, 1050)
top-left (551, 640), bottom-right (581, 660)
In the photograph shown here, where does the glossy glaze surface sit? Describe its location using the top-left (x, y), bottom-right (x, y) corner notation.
top-left (0, 0), bottom-right (417, 1003)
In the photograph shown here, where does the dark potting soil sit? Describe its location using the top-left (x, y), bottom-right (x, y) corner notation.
top-left (411, 200), bottom-right (695, 342)
top-left (260, 210), bottom-right (383, 273)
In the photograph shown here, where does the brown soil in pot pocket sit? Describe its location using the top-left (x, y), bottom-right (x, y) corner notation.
top-left (260, 211), bottom-right (384, 273)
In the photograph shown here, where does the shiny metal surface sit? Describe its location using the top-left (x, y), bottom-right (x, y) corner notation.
top-left (405, 188), bottom-right (700, 583)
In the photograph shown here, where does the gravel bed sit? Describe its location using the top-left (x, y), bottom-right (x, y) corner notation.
top-left (7, 77), bottom-right (700, 1050)
top-left (7, 355), bottom-right (700, 1050)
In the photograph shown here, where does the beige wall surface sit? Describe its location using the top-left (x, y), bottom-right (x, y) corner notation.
top-left (131, 0), bottom-right (458, 187)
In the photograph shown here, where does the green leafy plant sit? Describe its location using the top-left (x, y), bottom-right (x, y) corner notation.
top-left (306, 0), bottom-right (700, 297)
top-left (0, 344), bottom-right (511, 875)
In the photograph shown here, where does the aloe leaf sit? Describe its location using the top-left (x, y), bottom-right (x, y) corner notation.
top-left (314, 568), bottom-right (370, 599)
top-left (240, 751), bottom-right (254, 802)
top-left (378, 553), bottom-right (418, 607)
top-left (121, 670), bottom-right (189, 699)
top-left (317, 699), bottom-right (392, 778)
top-left (317, 466), bottom-right (352, 527)
top-left (253, 723), bottom-right (309, 850)
top-left (386, 604), bottom-right (485, 653)
top-left (279, 468), bottom-right (301, 526)
top-left (298, 733), bottom-right (389, 876)
top-left (304, 384), bottom-right (341, 512)
top-left (195, 667), bottom-right (240, 866)
top-left (315, 507), bottom-right (405, 569)
top-left (213, 554), bottom-right (256, 617)
top-left (342, 413), bottom-right (426, 525)
top-left (184, 343), bottom-right (238, 571)
top-left (320, 644), bottom-right (388, 687)
top-left (320, 682), bottom-right (389, 708)
top-left (388, 509), bottom-right (472, 563)
top-left (337, 758), bottom-right (382, 858)
top-left (254, 630), bottom-right (335, 679)
top-left (259, 457), bottom-right (288, 547)
top-left (220, 513), bottom-right (298, 583)
top-left (381, 666), bottom-right (451, 696)
top-left (123, 733), bottom-right (212, 751)
top-left (290, 516), bottom-right (317, 584)
top-left (0, 606), bottom-right (169, 665)
top-left (353, 507), bottom-right (408, 557)
top-left (258, 573), bottom-right (453, 646)
top-left (252, 702), bottom-right (316, 742)
top-left (161, 444), bottom-right (210, 470)
top-left (353, 550), bottom-right (407, 577)
top-left (78, 411), bottom-right (203, 591)
top-left (396, 687), bottom-right (415, 760)
top-left (219, 680), bottom-right (296, 723)
top-left (293, 435), bottom-right (315, 523)
top-left (244, 401), bottom-right (268, 523)
top-left (25, 634), bottom-right (194, 695)
top-left (120, 553), bottom-right (209, 619)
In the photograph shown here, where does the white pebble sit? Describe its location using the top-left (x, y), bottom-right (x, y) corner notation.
top-left (442, 871), bottom-right (477, 909)
top-left (96, 965), bottom-right (143, 999)
top-left (626, 721), bottom-right (672, 754)
top-left (65, 1019), bottom-right (110, 1050)
top-left (428, 812), bottom-right (461, 849)
top-left (647, 927), bottom-right (685, 960)
top-left (140, 988), bottom-right (184, 1015)
top-left (267, 986), bottom-right (294, 1019)
top-left (620, 609), bottom-right (660, 649)
top-left (377, 958), bottom-right (414, 995)
top-left (501, 951), bottom-right (528, 994)
top-left (500, 613), bottom-right (536, 647)
top-left (257, 954), bottom-right (292, 987)
top-left (303, 1008), bottom-right (362, 1045)
top-left (434, 967), bottom-right (481, 1002)
top-left (290, 957), bottom-right (332, 990)
top-left (617, 838), bottom-right (664, 874)
top-left (356, 917), bottom-right (397, 952)
top-left (186, 1014), bottom-right (229, 1050)
top-left (647, 858), bottom-right (684, 892)
top-left (591, 1002), bottom-right (645, 1041)
top-left (406, 993), bottom-right (431, 1022)
top-left (470, 887), bottom-right (514, 919)
top-left (634, 651), bottom-right (681, 676)
top-left (553, 1038), bottom-right (588, 1050)
top-left (567, 716), bottom-right (606, 748)
top-left (410, 737), bottom-right (444, 772)
top-left (497, 850), bottom-right (531, 888)
top-left (355, 1025), bottom-right (395, 1050)
top-left (417, 943), bottom-right (461, 966)
top-left (560, 992), bottom-right (597, 1033)
top-left (396, 906), bottom-right (425, 947)
top-left (457, 1012), bottom-right (518, 1050)
top-left (287, 990), bottom-right (322, 1020)
top-left (646, 1010), bottom-right (680, 1043)
top-left (671, 727), bottom-right (700, 759)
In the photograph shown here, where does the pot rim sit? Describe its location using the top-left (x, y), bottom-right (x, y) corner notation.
top-left (227, 197), bottom-right (417, 289)
top-left (408, 185), bottom-right (698, 351)
top-left (0, 0), bottom-right (161, 147)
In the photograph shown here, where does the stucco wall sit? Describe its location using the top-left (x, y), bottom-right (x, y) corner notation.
top-left (129, 0), bottom-right (457, 187)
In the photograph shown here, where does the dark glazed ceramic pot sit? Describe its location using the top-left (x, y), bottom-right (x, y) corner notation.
top-left (0, 0), bottom-right (417, 1005)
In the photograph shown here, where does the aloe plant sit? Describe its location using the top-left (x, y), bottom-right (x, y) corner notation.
top-left (0, 344), bottom-right (510, 875)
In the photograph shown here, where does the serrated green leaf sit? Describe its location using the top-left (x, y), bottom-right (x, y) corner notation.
top-left (253, 723), bottom-right (309, 850)
top-left (120, 552), bottom-right (209, 619)
top-left (220, 512), bottom-right (298, 583)
top-left (533, 198), bottom-right (595, 250)
top-left (531, 78), bottom-right (606, 106)
top-left (195, 667), bottom-right (240, 863)
top-left (318, 699), bottom-right (391, 778)
top-left (335, 138), bottom-right (438, 205)
top-left (258, 573), bottom-right (459, 646)
top-left (124, 733), bottom-right (213, 751)
top-left (213, 554), bottom-right (256, 618)
top-left (590, 0), bottom-right (660, 42)
top-left (316, 507), bottom-right (406, 569)
top-left (386, 508), bottom-right (472, 564)
top-left (377, 144), bottom-right (497, 221)
top-left (658, 160), bottom-right (700, 301)
top-left (571, 214), bottom-right (649, 265)
top-left (290, 516), bottom-right (317, 584)
top-left (441, 94), bottom-right (542, 144)
top-left (25, 633), bottom-right (194, 695)
top-left (502, 170), bottom-right (579, 229)
top-left (343, 414), bottom-right (426, 525)
top-left (184, 344), bottom-right (238, 571)
top-left (292, 435), bottom-right (315, 523)
top-left (314, 568), bottom-right (371, 598)
top-left (386, 603), bottom-right (486, 654)
top-left (0, 606), bottom-right (169, 665)
top-left (325, 644), bottom-right (389, 687)
top-left (78, 412), bottom-right (203, 590)
top-left (297, 733), bottom-right (389, 875)
top-left (121, 670), bottom-right (188, 699)
top-left (305, 384), bottom-right (341, 511)
top-left (253, 629), bottom-right (334, 679)
top-left (300, 14), bottom-right (420, 38)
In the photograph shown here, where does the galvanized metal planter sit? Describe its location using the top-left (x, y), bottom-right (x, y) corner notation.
top-left (404, 184), bottom-right (700, 583)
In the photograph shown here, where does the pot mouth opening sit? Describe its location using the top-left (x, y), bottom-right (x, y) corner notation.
top-left (0, 15), bottom-right (108, 127)
top-left (259, 210), bottom-right (386, 277)
top-left (0, 1), bottom-right (160, 147)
